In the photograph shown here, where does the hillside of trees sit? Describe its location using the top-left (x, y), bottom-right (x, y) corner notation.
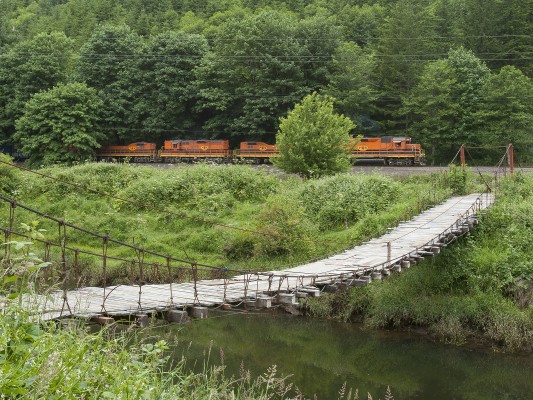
top-left (0, 0), bottom-right (532, 164)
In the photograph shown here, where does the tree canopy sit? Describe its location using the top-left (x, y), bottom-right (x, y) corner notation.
top-left (0, 0), bottom-right (531, 164)
top-left (14, 83), bottom-right (104, 166)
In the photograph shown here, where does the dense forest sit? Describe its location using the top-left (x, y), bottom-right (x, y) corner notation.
top-left (0, 0), bottom-right (532, 164)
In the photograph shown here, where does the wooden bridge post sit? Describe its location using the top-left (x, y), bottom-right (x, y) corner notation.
top-left (243, 272), bottom-right (250, 304)
top-left (101, 235), bottom-right (108, 313)
top-left (136, 249), bottom-right (145, 312)
top-left (508, 144), bottom-right (514, 175)
top-left (166, 257), bottom-right (174, 306)
top-left (460, 144), bottom-right (466, 171)
top-left (74, 249), bottom-right (80, 280)
top-left (4, 200), bottom-right (16, 262)
top-left (192, 263), bottom-right (199, 305)
top-left (58, 221), bottom-right (72, 317)
top-left (223, 269), bottom-right (229, 304)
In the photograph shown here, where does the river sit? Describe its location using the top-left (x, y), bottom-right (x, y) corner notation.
top-left (152, 310), bottom-right (533, 399)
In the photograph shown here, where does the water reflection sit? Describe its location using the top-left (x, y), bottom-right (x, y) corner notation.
top-left (157, 311), bottom-right (533, 400)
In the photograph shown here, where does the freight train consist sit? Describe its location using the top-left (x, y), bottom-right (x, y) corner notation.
top-left (96, 136), bottom-right (426, 165)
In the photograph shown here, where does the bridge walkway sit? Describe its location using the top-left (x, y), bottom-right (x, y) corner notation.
top-left (22, 192), bottom-right (493, 321)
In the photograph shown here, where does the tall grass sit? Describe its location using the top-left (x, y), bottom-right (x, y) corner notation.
top-left (0, 241), bottom-right (392, 399)
top-left (304, 173), bottom-right (533, 352)
top-left (1, 162), bottom-right (457, 282)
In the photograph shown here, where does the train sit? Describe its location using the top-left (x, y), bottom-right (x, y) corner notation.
top-left (96, 136), bottom-right (426, 166)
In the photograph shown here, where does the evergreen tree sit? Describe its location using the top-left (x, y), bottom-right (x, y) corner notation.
top-left (373, 0), bottom-right (439, 132)
top-left (324, 42), bottom-right (379, 134)
top-left (194, 10), bottom-right (310, 142)
top-left (403, 47), bottom-right (490, 163)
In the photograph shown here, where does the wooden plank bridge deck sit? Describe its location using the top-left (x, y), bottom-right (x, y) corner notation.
top-left (26, 192), bottom-right (494, 322)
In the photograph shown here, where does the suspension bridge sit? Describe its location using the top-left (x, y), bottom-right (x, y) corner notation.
top-left (1, 191), bottom-right (494, 324)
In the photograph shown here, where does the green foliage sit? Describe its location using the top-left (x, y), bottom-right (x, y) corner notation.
top-left (324, 42), bottom-right (379, 132)
top-left (304, 286), bottom-right (372, 322)
top-left (75, 24), bottom-right (142, 143)
top-left (403, 47), bottom-right (491, 163)
top-left (0, 154), bottom-right (22, 195)
top-left (0, 31), bottom-right (74, 142)
top-left (14, 82), bottom-right (105, 166)
top-left (401, 60), bottom-right (458, 162)
top-left (274, 92), bottom-right (355, 178)
top-left (117, 164), bottom-right (279, 215)
top-left (300, 174), bottom-right (400, 230)
top-left (305, 173), bottom-right (533, 351)
top-left (475, 66), bottom-right (533, 163)
top-left (447, 164), bottom-right (467, 194)
top-left (194, 10), bottom-right (312, 139)
top-left (134, 31), bottom-right (209, 141)
top-left (373, 0), bottom-right (439, 129)
top-left (254, 195), bottom-right (318, 259)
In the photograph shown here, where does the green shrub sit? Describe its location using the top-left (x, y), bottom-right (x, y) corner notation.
top-left (303, 286), bottom-right (371, 322)
top-left (300, 174), bottom-right (400, 230)
top-left (254, 195), bottom-right (317, 258)
top-left (223, 234), bottom-right (256, 260)
top-left (0, 154), bottom-right (22, 196)
top-left (116, 164), bottom-right (279, 213)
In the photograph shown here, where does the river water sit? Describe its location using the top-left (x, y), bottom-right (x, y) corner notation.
top-left (155, 310), bottom-right (532, 399)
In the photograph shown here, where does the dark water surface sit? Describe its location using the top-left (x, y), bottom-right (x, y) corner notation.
top-left (155, 311), bottom-right (532, 399)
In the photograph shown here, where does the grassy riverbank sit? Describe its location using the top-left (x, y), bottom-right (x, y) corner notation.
top-left (1, 158), bottom-right (528, 398)
top-left (1, 158), bottom-right (462, 285)
top-left (304, 172), bottom-right (533, 352)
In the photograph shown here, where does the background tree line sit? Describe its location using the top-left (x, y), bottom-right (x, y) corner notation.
top-left (0, 0), bottom-right (532, 165)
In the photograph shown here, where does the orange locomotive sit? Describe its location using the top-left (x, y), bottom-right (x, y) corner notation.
top-left (97, 142), bottom-right (158, 163)
top-left (160, 139), bottom-right (231, 163)
top-left (349, 136), bottom-right (426, 166)
top-left (96, 136), bottom-right (425, 165)
top-left (235, 142), bottom-right (278, 163)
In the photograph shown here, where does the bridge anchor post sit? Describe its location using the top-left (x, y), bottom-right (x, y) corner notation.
top-left (167, 309), bottom-right (190, 324)
top-left (189, 306), bottom-right (208, 319)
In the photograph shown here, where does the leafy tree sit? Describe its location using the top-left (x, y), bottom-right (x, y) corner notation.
top-left (134, 31), bottom-right (209, 141)
top-left (179, 11), bottom-right (207, 34)
top-left (403, 48), bottom-right (490, 163)
top-left (274, 92), bottom-right (355, 178)
top-left (0, 0), bottom-right (21, 48)
top-left (324, 42), bottom-right (379, 133)
top-left (475, 66), bottom-right (533, 162)
top-left (373, 0), bottom-right (439, 131)
top-left (446, 47), bottom-right (490, 144)
top-left (14, 83), bottom-right (104, 166)
top-left (0, 31), bottom-right (74, 144)
top-left (295, 15), bottom-right (343, 90)
top-left (75, 24), bottom-right (141, 144)
top-left (51, 0), bottom-right (127, 47)
top-left (195, 10), bottom-right (310, 142)
top-left (401, 60), bottom-right (458, 163)
top-left (461, 0), bottom-right (533, 76)
top-left (336, 3), bottom-right (386, 48)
